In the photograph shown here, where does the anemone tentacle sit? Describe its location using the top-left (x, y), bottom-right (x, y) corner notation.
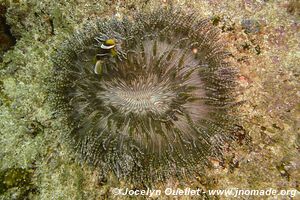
top-left (52, 8), bottom-right (237, 183)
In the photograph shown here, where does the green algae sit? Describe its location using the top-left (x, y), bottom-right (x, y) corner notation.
top-left (0, 167), bottom-right (36, 199)
top-left (0, 0), bottom-right (299, 199)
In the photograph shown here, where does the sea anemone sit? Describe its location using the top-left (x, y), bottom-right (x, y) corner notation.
top-left (52, 8), bottom-right (237, 183)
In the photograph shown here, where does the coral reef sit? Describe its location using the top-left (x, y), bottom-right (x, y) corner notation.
top-left (0, 0), bottom-right (299, 199)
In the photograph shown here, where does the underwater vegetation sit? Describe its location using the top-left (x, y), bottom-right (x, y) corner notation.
top-left (52, 8), bottom-right (238, 184)
top-left (0, 167), bottom-right (36, 199)
top-left (1, 0), bottom-right (299, 199)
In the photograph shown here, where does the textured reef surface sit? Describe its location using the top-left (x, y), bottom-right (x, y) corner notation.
top-left (0, 0), bottom-right (299, 199)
